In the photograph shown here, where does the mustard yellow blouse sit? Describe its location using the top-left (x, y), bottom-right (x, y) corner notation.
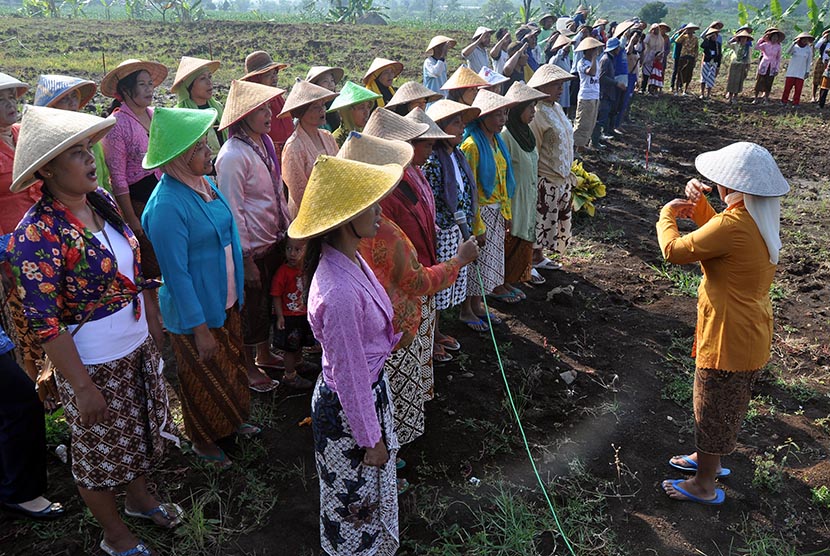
top-left (460, 135), bottom-right (511, 236)
top-left (657, 197), bottom-right (776, 372)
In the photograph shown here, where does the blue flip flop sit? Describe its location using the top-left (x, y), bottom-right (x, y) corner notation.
top-left (669, 455), bottom-right (731, 477)
top-left (662, 479), bottom-right (725, 505)
top-left (479, 312), bottom-right (503, 326)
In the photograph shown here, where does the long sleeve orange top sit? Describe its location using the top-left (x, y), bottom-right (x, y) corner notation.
top-left (358, 216), bottom-right (461, 350)
top-left (657, 196), bottom-right (776, 372)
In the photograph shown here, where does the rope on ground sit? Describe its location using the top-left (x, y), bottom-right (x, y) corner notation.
top-left (475, 264), bottom-right (577, 556)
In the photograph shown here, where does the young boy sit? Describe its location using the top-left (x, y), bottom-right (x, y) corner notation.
top-left (270, 238), bottom-right (315, 390)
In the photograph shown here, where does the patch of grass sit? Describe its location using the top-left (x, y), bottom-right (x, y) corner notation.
top-left (775, 376), bottom-right (820, 404)
top-left (769, 281), bottom-right (788, 303)
top-left (813, 416), bottom-right (830, 434)
top-left (812, 485), bottom-right (830, 510)
top-left (647, 261), bottom-right (701, 297)
top-left (44, 407), bottom-right (70, 446)
top-left (460, 417), bottom-right (514, 459)
top-left (659, 335), bottom-right (695, 406)
top-left (751, 439), bottom-right (800, 493)
top-left (745, 395), bottom-right (777, 425)
top-left (726, 516), bottom-right (811, 556)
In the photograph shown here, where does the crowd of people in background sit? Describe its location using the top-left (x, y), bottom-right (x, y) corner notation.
top-left (0, 3), bottom-right (805, 555)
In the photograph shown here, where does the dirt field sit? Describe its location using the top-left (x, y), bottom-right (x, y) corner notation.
top-left (1, 17), bottom-right (829, 556)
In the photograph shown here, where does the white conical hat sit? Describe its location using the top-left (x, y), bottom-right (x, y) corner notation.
top-left (218, 80), bottom-right (286, 131)
top-left (11, 106), bottom-right (116, 192)
top-left (362, 107), bottom-right (429, 142)
top-left (278, 79), bottom-right (338, 118)
top-left (694, 142), bottom-right (789, 197)
top-left (471, 89), bottom-right (518, 118)
top-left (386, 81), bottom-right (443, 109)
top-left (405, 107), bottom-right (454, 140)
top-left (337, 131), bottom-right (414, 167)
top-left (0, 72), bottom-right (30, 98)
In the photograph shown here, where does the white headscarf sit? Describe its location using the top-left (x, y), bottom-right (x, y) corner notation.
top-left (724, 191), bottom-right (782, 264)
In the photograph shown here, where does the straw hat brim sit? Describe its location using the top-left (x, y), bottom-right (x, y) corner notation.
top-left (11, 108), bottom-right (116, 193)
top-left (685, 24), bottom-right (700, 31)
top-left (472, 26), bottom-right (494, 40)
top-left (658, 22), bottom-right (672, 32)
top-left (278, 81), bottom-right (338, 118)
top-left (426, 99), bottom-right (481, 125)
top-left (694, 142), bottom-right (789, 197)
top-left (306, 66), bottom-right (345, 85)
top-left (362, 107), bottom-right (431, 142)
top-left (57, 82), bottom-right (96, 109)
top-left (441, 66), bottom-right (489, 90)
top-left (526, 64), bottom-right (577, 89)
top-left (613, 20), bottom-right (636, 38)
top-left (426, 35), bottom-right (457, 54)
top-left (472, 90), bottom-right (519, 118)
top-left (143, 107), bottom-right (218, 169)
top-left (386, 82), bottom-right (444, 109)
top-left (732, 31), bottom-right (754, 40)
top-left (337, 132), bottom-right (414, 167)
top-left (574, 37), bottom-right (605, 52)
top-left (362, 59), bottom-right (404, 84)
top-left (795, 32), bottom-right (815, 42)
top-left (505, 84), bottom-right (548, 105)
top-left (327, 82), bottom-right (381, 112)
top-left (0, 74), bottom-right (30, 99)
top-left (171, 59), bottom-right (221, 94)
top-left (100, 60), bottom-right (168, 98)
top-left (405, 108), bottom-right (454, 140)
top-left (218, 80), bottom-right (286, 131)
top-left (241, 61), bottom-right (289, 82)
top-left (288, 156), bottom-right (404, 239)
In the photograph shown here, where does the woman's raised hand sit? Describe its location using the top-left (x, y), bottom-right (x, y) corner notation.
top-left (456, 237), bottom-right (480, 265)
top-left (684, 178), bottom-right (712, 204)
top-left (664, 198), bottom-right (696, 219)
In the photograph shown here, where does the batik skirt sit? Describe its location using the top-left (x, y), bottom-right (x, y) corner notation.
top-left (171, 308), bottom-right (250, 445)
top-left (467, 204), bottom-right (505, 297)
top-left (311, 373), bottom-right (400, 556)
top-left (700, 61), bottom-right (717, 88)
top-left (383, 337), bottom-right (425, 445)
top-left (417, 295), bottom-right (436, 402)
top-left (58, 336), bottom-right (178, 490)
top-left (693, 367), bottom-right (759, 455)
top-left (726, 62), bottom-right (749, 94)
top-left (0, 275), bottom-right (43, 377)
top-left (536, 174), bottom-right (575, 255)
top-left (504, 235), bottom-right (533, 283)
top-left (434, 226), bottom-right (468, 311)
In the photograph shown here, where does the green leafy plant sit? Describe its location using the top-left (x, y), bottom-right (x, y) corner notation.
top-left (813, 485), bottom-right (830, 509)
top-left (647, 261), bottom-right (701, 297)
top-left (752, 439), bottom-right (799, 493)
top-left (325, 0), bottom-right (388, 24)
top-left (44, 407), bottom-right (70, 446)
top-left (20, 0), bottom-right (60, 17)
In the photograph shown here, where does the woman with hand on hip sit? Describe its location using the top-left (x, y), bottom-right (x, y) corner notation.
top-left (657, 142), bottom-right (789, 505)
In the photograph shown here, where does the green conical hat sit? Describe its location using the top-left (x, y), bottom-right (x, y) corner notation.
top-left (327, 81), bottom-right (381, 112)
top-left (143, 107), bottom-right (218, 170)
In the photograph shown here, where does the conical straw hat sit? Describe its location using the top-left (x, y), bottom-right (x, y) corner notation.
top-left (305, 66), bottom-right (345, 86)
top-left (472, 26), bottom-right (494, 39)
top-left (613, 20), bottom-right (637, 38)
top-left (11, 106), bottom-right (116, 193)
top-left (34, 74), bottom-right (96, 109)
top-left (550, 34), bottom-right (573, 50)
top-left (683, 23), bottom-right (700, 31)
top-left (362, 107), bottom-right (429, 142)
top-left (278, 80), bottom-right (338, 118)
top-left (171, 56), bottom-right (221, 94)
top-left (385, 81), bottom-right (443, 109)
top-left (143, 107), bottom-right (218, 169)
top-left (732, 30), bottom-right (754, 41)
top-left (218, 80), bottom-right (286, 131)
top-left (471, 89), bottom-right (518, 118)
top-left (526, 64), bottom-right (577, 88)
top-left (362, 58), bottom-right (404, 84)
top-left (426, 35), bottom-right (457, 55)
top-left (337, 131), bottom-right (414, 167)
top-left (405, 107), bottom-right (453, 140)
top-left (441, 65), bottom-right (489, 91)
top-left (795, 32), bottom-right (815, 42)
top-left (478, 66), bottom-right (510, 87)
top-left (505, 81), bottom-right (547, 105)
top-left (241, 50), bottom-right (289, 82)
top-left (100, 59), bottom-right (168, 98)
top-left (288, 155), bottom-right (404, 239)
top-left (658, 22), bottom-right (672, 32)
top-left (328, 81), bottom-right (381, 112)
top-left (574, 36), bottom-right (605, 52)
top-left (694, 142), bottom-right (789, 197)
top-left (0, 72), bottom-right (29, 98)
top-left (425, 99), bottom-right (481, 125)
top-left (556, 17), bottom-right (575, 36)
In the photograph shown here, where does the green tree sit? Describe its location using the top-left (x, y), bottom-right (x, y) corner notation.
top-left (639, 1), bottom-right (668, 24)
top-left (482, 0), bottom-right (515, 23)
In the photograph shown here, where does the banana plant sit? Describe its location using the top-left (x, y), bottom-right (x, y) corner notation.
top-left (805, 0), bottom-right (829, 36)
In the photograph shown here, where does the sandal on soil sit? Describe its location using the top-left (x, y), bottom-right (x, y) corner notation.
top-left (99, 539), bottom-right (153, 556)
top-left (662, 479), bottom-right (725, 505)
top-left (254, 354), bottom-right (285, 370)
top-left (478, 312), bottom-right (503, 326)
top-left (533, 258), bottom-right (562, 270)
top-left (124, 503), bottom-right (184, 529)
top-left (461, 318), bottom-right (489, 333)
top-left (508, 286), bottom-right (527, 300)
top-left (396, 458), bottom-right (406, 471)
top-left (397, 478), bottom-right (411, 495)
top-left (433, 345), bottom-right (453, 363)
top-left (529, 268), bottom-right (546, 285)
top-left (436, 335), bottom-right (461, 351)
top-left (249, 379), bottom-right (279, 393)
top-left (488, 291), bottom-right (521, 304)
top-left (282, 373), bottom-right (314, 391)
top-left (237, 423), bottom-right (262, 438)
top-left (2, 501), bottom-right (65, 521)
top-left (192, 446), bottom-right (233, 470)
top-left (669, 455), bottom-right (731, 477)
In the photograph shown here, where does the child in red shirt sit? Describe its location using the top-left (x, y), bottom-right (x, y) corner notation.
top-left (270, 238), bottom-right (315, 390)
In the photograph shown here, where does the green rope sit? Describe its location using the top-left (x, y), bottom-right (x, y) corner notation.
top-left (474, 265), bottom-right (577, 556)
